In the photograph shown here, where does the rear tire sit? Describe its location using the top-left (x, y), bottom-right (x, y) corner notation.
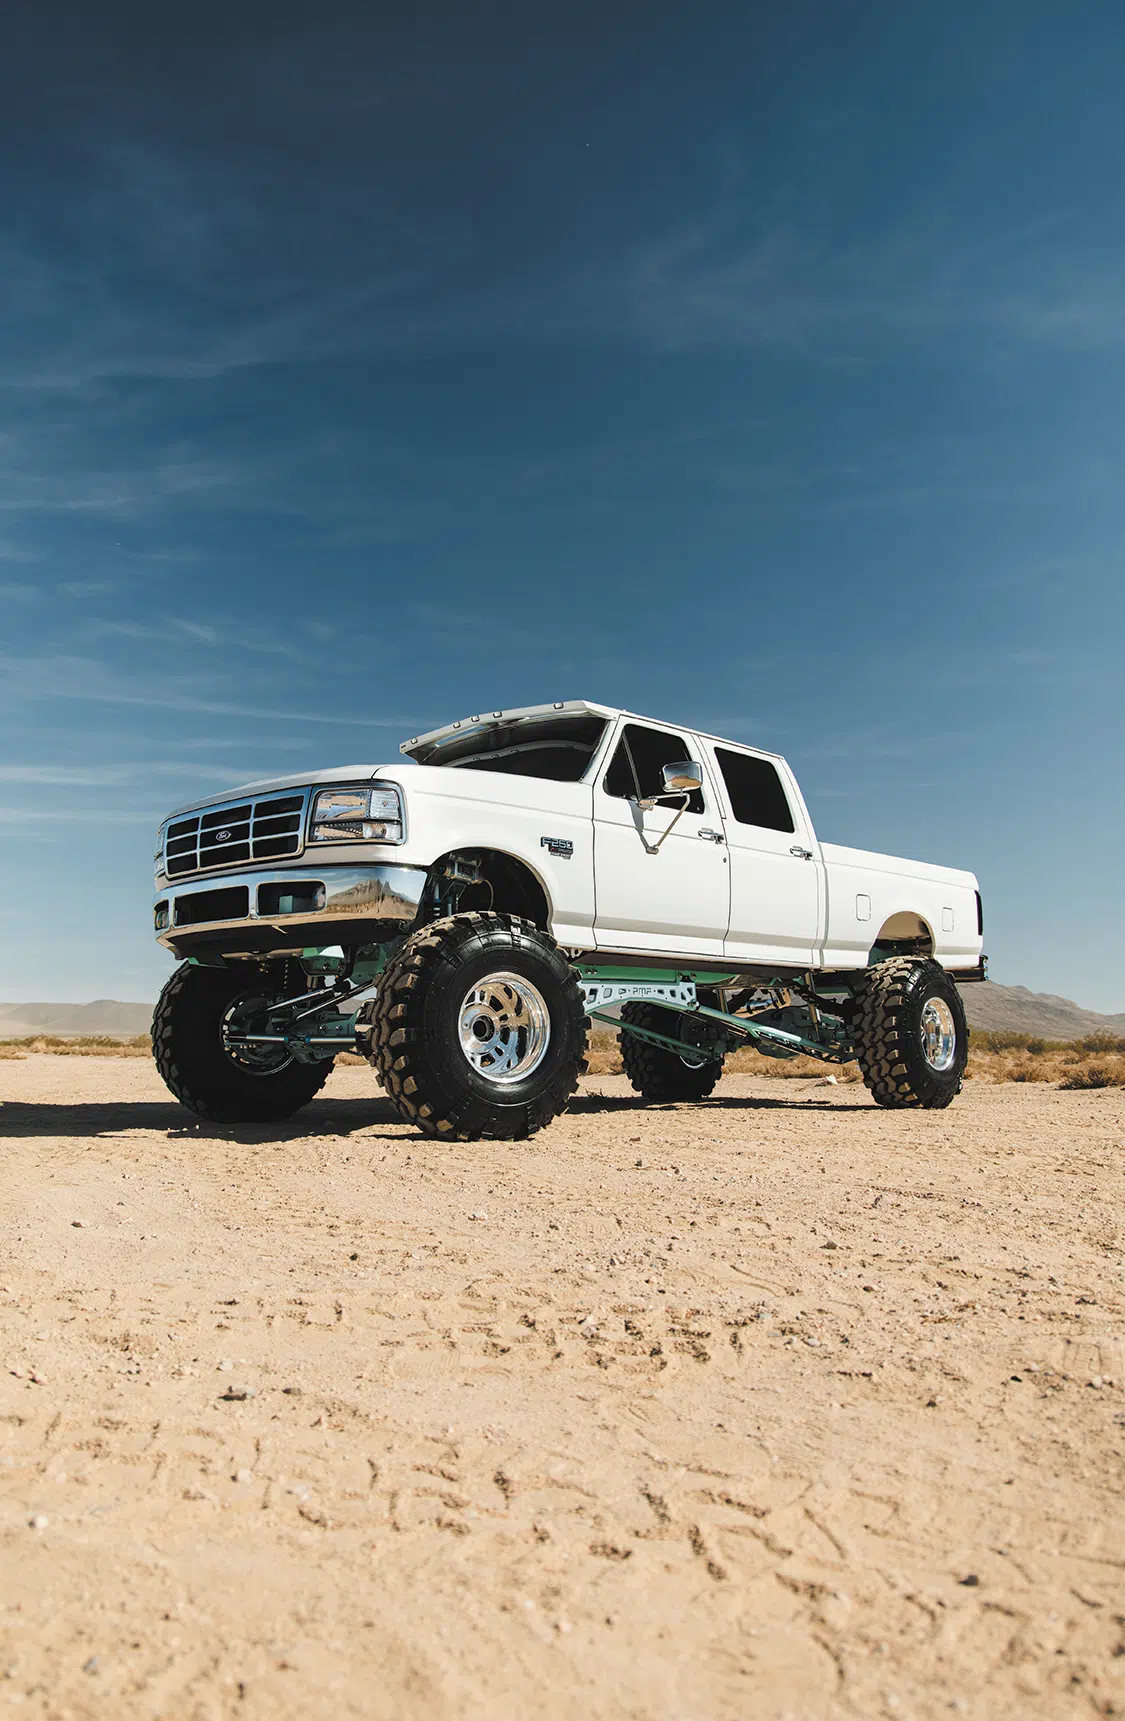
top-left (152, 963), bottom-right (333, 1124)
top-left (363, 913), bottom-right (588, 1141)
top-left (618, 1002), bottom-right (723, 1102)
top-left (852, 957), bottom-right (968, 1109)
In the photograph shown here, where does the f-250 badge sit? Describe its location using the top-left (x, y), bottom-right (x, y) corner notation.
top-left (540, 836), bottom-right (574, 858)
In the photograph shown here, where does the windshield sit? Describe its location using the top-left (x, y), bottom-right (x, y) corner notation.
top-left (414, 714), bottom-right (607, 783)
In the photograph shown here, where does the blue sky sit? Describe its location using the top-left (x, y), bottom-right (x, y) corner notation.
top-left (1, 1), bottom-right (1122, 1008)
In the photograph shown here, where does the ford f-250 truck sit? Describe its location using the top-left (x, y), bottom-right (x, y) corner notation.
top-left (151, 701), bottom-right (985, 1136)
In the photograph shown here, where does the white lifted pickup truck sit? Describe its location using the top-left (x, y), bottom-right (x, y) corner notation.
top-left (151, 700), bottom-right (985, 1135)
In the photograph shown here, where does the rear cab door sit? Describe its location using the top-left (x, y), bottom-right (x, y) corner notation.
top-left (698, 741), bottom-right (823, 967)
top-left (592, 718), bottom-right (730, 957)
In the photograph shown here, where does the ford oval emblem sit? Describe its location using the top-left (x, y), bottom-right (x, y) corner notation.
top-left (216, 828), bottom-right (233, 842)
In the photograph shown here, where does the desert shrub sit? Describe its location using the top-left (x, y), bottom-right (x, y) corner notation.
top-left (584, 1028), bottom-right (622, 1075)
top-left (1079, 1031), bottom-right (1125, 1055)
top-left (1060, 1061), bottom-right (1125, 1090)
top-left (971, 1029), bottom-right (1068, 1054)
top-left (725, 1046), bottom-right (862, 1080)
top-left (0, 1034), bottom-right (151, 1057)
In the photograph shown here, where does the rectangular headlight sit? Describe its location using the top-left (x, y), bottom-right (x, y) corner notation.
top-left (310, 784), bottom-right (404, 843)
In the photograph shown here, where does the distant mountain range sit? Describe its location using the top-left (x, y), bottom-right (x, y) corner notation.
top-left (959, 982), bottom-right (1125, 1040)
top-left (0, 1000), bottom-right (153, 1037)
top-left (1, 982), bottom-right (1123, 1043)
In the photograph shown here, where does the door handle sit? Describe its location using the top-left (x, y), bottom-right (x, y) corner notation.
top-left (790, 845), bottom-right (813, 860)
top-left (698, 828), bottom-right (725, 844)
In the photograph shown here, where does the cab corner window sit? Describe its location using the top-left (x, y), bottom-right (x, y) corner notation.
top-left (603, 724), bottom-right (705, 814)
top-left (714, 747), bottom-right (795, 833)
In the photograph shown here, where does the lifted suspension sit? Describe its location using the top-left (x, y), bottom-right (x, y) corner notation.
top-left (577, 967), bottom-right (856, 1065)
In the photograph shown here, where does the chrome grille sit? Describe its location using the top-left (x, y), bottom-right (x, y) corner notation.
top-left (164, 789), bottom-right (309, 878)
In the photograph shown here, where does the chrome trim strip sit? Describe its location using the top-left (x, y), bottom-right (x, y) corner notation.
top-left (153, 864), bottom-right (427, 947)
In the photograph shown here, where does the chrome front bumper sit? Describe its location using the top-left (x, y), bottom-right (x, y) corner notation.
top-left (153, 864), bottom-right (428, 955)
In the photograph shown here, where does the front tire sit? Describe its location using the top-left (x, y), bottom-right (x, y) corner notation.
top-left (364, 913), bottom-right (588, 1141)
top-left (152, 963), bottom-right (333, 1124)
top-left (618, 1002), bottom-right (724, 1102)
top-left (852, 957), bottom-right (968, 1109)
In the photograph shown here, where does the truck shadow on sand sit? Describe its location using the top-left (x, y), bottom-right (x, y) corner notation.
top-left (1, 1090), bottom-right (871, 1140)
top-left (569, 1092), bottom-right (872, 1115)
top-left (0, 1096), bottom-right (405, 1142)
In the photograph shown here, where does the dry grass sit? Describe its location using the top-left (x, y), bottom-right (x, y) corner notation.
top-left (968, 1029), bottom-right (1125, 1087)
top-left (583, 1028), bottom-right (861, 1081)
top-left (1057, 1060), bottom-right (1125, 1090)
top-left (4, 1028), bottom-right (1124, 1088)
top-left (0, 1035), bottom-right (151, 1061)
top-left (584, 1025), bottom-right (1125, 1088)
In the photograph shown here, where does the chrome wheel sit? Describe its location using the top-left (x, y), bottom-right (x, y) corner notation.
top-left (458, 972), bottom-right (551, 1084)
top-left (920, 997), bottom-right (957, 1072)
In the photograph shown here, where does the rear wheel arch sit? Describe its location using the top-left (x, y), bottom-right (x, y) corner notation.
top-left (869, 910), bottom-right (934, 960)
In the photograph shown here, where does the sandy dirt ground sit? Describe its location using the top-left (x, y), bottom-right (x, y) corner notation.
top-left (1, 1055), bottom-right (1123, 1721)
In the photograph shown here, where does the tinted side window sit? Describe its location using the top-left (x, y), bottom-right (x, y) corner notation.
top-left (604, 724), bottom-right (705, 814)
top-left (715, 747), bottom-right (795, 833)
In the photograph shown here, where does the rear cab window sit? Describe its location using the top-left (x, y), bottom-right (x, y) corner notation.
top-left (603, 723), bottom-right (706, 814)
top-left (713, 746), bottom-right (795, 833)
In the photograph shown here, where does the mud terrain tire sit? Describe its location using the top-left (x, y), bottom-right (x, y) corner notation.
top-left (618, 1002), bottom-right (723, 1102)
top-left (363, 913), bottom-right (587, 1141)
top-left (853, 956), bottom-right (968, 1109)
top-left (152, 963), bottom-right (333, 1123)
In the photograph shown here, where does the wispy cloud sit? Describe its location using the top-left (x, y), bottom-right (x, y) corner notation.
top-left (59, 579), bottom-right (120, 598)
top-left (0, 538), bottom-right (38, 565)
top-left (0, 762), bottom-right (264, 787)
top-left (0, 454), bottom-right (245, 519)
top-left (87, 615), bottom-right (304, 659)
top-left (174, 737), bottom-right (316, 751)
top-left (0, 806), bottom-right (153, 825)
top-left (0, 139), bottom-right (459, 393)
top-left (615, 207), bottom-right (1125, 357)
top-left (0, 653), bottom-right (414, 729)
top-left (6, 124), bottom-right (1123, 416)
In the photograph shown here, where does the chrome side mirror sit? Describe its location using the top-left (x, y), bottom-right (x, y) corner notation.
top-left (635, 760), bottom-right (703, 816)
top-left (634, 760), bottom-right (704, 854)
top-left (661, 761), bottom-right (702, 795)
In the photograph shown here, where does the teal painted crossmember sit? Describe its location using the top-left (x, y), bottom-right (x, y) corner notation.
top-left (598, 996), bottom-right (855, 1065)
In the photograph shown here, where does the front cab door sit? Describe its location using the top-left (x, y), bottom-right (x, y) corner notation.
top-left (592, 720), bottom-right (729, 958)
